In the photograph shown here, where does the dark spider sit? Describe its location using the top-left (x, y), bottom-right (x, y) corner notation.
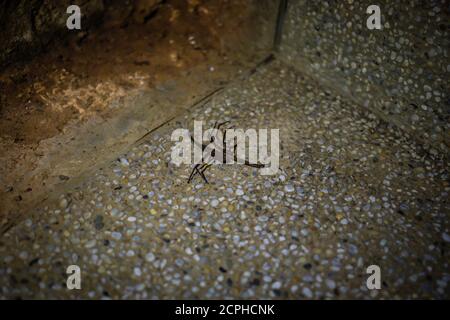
top-left (187, 121), bottom-right (265, 184)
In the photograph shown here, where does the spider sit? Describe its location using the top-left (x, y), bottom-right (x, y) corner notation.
top-left (187, 121), bottom-right (264, 184)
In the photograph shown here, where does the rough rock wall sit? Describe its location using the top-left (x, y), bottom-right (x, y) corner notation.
top-left (279, 0), bottom-right (449, 154)
top-left (0, 0), bottom-right (162, 69)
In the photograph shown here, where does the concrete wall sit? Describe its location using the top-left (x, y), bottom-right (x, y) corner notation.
top-left (279, 0), bottom-right (449, 155)
top-left (0, 0), bottom-right (162, 69)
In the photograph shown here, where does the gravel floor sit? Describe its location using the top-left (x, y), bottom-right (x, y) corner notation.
top-left (1, 60), bottom-right (449, 299)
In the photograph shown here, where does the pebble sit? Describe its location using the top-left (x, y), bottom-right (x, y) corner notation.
top-left (211, 199), bottom-right (219, 207)
top-left (134, 267), bottom-right (142, 277)
top-left (302, 287), bottom-right (313, 298)
top-left (0, 51), bottom-right (446, 300)
top-left (326, 279), bottom-right (336, 290)
top-left (94, 215), bottom-right (104, 230)
top-left (111, 232), bottom-right (122, 240)
top-left (145, 252), bottom-right (155, 262)
top-left (85, 240), bottom-right (96, 249)
top-left (285, 185), bottom-right (295, 192)
top-left (59, 198), bottom-right (68, 209)
top-left (120, 158), bottom-right (130, 166)
top-left (19, 251), bottom-right (28, 260)
top-left (272, 281), bottom-right (282, 289)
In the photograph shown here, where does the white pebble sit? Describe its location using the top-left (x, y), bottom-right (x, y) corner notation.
top-left (285, 185), bottom-right (295, 192)
top-left (59, 198), bottom-right (68, 209)
top-left (85, 240), bottom-right (96, 249)
top-left (145, 252), bottom-right (155, 262)
top-left (442, 232), bottom-right (450, 243)
top-left (272, 281), bottom-right (282, 289)
top-left (326, 279), bottom-right (336, 290)
top-left (134, 267), bottom-right (142, 277)
top-left (211, 199), bottom-right (219, 207)
top-left (111, 232), bottom-right (122, 240)
top-left (302, 287), bottom-right (313, 298)
top-left (19, 251), bottom-right (28, 260)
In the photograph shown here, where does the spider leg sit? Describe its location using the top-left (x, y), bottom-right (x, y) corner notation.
top-left (200, 156), bottom-right (217, 183)
top-left (188, 163), bottom-right (210, 184)
top-left (201, 162), bottom-right (212, 173)
top-left (195, 163), bottom-right (210, 184)
top-left (198, 166), bottom-right (209, 184)
top-left (187, 121), bottom-right (235, 184)
top-left (216, 121), bottom-right (230, 131)
top-left (188, 163), bottom-right (201, 184)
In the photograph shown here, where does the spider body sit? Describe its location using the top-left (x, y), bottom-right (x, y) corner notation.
top-left (187, 121), bottom-right (264, 184)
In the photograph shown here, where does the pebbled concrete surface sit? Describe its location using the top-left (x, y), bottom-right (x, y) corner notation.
top-left (280, 0), bottom-right (449, 155)
top-left (0, 60), bottom-right (449, 299)
top-left (0, 0), bottom-right (279, 233)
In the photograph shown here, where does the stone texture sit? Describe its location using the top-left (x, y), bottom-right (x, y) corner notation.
top-left (0, 0), bottom-right (160, 69)
top-left (0, 0), bottom-right (448, 301)
top-left (0, 0), bottom-right (279, 69)
top-left (279, 0), bottom-right (449, 155)
top-left (0, 60), bottom-right (448, 299)
top-left (0, 0), bottom-right (280, 233)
